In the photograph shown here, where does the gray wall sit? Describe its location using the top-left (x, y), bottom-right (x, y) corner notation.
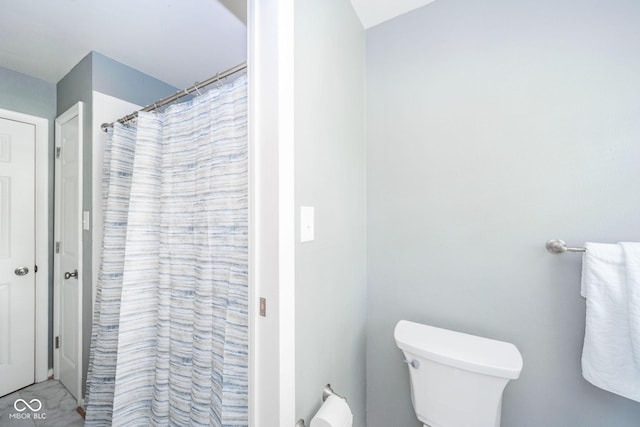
top-left (92, 52), bottom-right (180, 108)
top-left (366, 0), bottom-right (640, 426)
top-left (0, 66), bottom-right (56, 122)
top-left (57, 51), bottom-right (177, 396)
top-left (0, 66), bottom-right (57, 368)
top-left (294, 0), bottom-right (367, 425)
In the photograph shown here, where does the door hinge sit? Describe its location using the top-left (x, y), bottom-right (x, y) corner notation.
top-left (259, 297), bottom-right (267, 317)
top-left (34, 265), bottom-right (38, 273)
top-left (55, 336), bottom-right (60, 349)
top-left (56, 147), bottom-right (61, 158)
top-left (55, 242), bottom-right (60, 253)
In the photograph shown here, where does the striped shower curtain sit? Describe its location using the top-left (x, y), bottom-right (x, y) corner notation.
top-left (85, 75), bottom-right (248, 427)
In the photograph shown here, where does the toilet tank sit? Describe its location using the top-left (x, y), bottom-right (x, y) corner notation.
top-left (394, 320), bottom-right (523, 427)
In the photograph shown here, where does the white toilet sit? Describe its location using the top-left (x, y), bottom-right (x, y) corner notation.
top-left (394, 320), bottom-right (523, 427)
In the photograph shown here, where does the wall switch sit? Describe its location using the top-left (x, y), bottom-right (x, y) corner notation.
top-left (83, 211), bottom-right (90, 231)
top-left (300, 206), bottom-right (315, 242)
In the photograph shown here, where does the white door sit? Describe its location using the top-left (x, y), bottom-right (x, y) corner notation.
top-left (54, 103), bottom-right (83, 401)
top-left (0, 117), bottom-right (36, 397)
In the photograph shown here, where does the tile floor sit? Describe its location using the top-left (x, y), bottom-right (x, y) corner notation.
top-left (0, 380), bottom-right (84, 426)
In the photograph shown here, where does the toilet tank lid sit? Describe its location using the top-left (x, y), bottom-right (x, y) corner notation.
top-left (394, 320), bottom-right (523, 379)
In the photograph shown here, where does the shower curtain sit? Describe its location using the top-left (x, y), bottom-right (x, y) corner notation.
top-left (85, 75), bottom-right (248, 427)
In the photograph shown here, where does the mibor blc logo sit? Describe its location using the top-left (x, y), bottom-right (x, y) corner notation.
top-left (9, 398), bottom-right (46, 420)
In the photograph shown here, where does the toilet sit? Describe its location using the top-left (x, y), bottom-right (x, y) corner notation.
top-left (394, 320), bottom-right (523, 427)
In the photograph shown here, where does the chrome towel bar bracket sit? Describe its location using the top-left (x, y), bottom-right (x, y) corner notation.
top-left (546, 239), bottom-right (586, 254)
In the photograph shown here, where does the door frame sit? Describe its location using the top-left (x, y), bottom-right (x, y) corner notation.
top-left (53, 102), bottom-right (83, 404)
top-left (0, 108), bottom-right (49, 384)
top-left (248, 0), bottom-right (296, 424)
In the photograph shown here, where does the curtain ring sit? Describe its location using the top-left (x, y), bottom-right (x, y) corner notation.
top-left (193, 82), bottom-right (203, 96)
top-left (216, 73), bottom-right (221, 88)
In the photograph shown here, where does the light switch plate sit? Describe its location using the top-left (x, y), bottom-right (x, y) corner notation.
top-left (300, 206), bottom-right (314, 242)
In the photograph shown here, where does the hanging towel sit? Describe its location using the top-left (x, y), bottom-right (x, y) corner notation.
top-left (581, 242), bottom-right (640, 402)
top-left (622, 243), bottom-right (640, 369)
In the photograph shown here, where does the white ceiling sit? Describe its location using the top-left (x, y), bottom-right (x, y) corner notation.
top-left (351, 0), bottom-right (438, 29)
top-left (0, 0), bottom-right (247, 89)
top-left (0, 1), bottom-right (436, 89)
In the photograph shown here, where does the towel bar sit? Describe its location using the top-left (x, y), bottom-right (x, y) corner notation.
top-left (546, 239), bottom-right (586, 254)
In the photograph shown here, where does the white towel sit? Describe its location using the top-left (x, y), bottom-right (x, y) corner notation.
top-left (622, 243), bottom-right (640, 369)
top-left (581, 242), bottom-right (640, 402)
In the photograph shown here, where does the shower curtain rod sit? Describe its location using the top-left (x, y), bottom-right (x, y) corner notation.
top-left (100, 61), bottom-right (247, 132)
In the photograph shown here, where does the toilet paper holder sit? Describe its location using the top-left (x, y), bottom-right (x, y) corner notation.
top-left (322, 384), bottom-right (347, 403)
top-left (295, 384), bottom-right (348, 427)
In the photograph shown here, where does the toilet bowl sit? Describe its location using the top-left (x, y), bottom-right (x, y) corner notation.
top-left (394, 320), bottom-right (523, 427)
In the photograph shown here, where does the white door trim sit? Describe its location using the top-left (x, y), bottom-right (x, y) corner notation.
top-left (53, 102), bottom-right (83, 405)
top-left (0, 108), bottom-right (49, 384)
top-left (248, 0), bottom-right (296, 425)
